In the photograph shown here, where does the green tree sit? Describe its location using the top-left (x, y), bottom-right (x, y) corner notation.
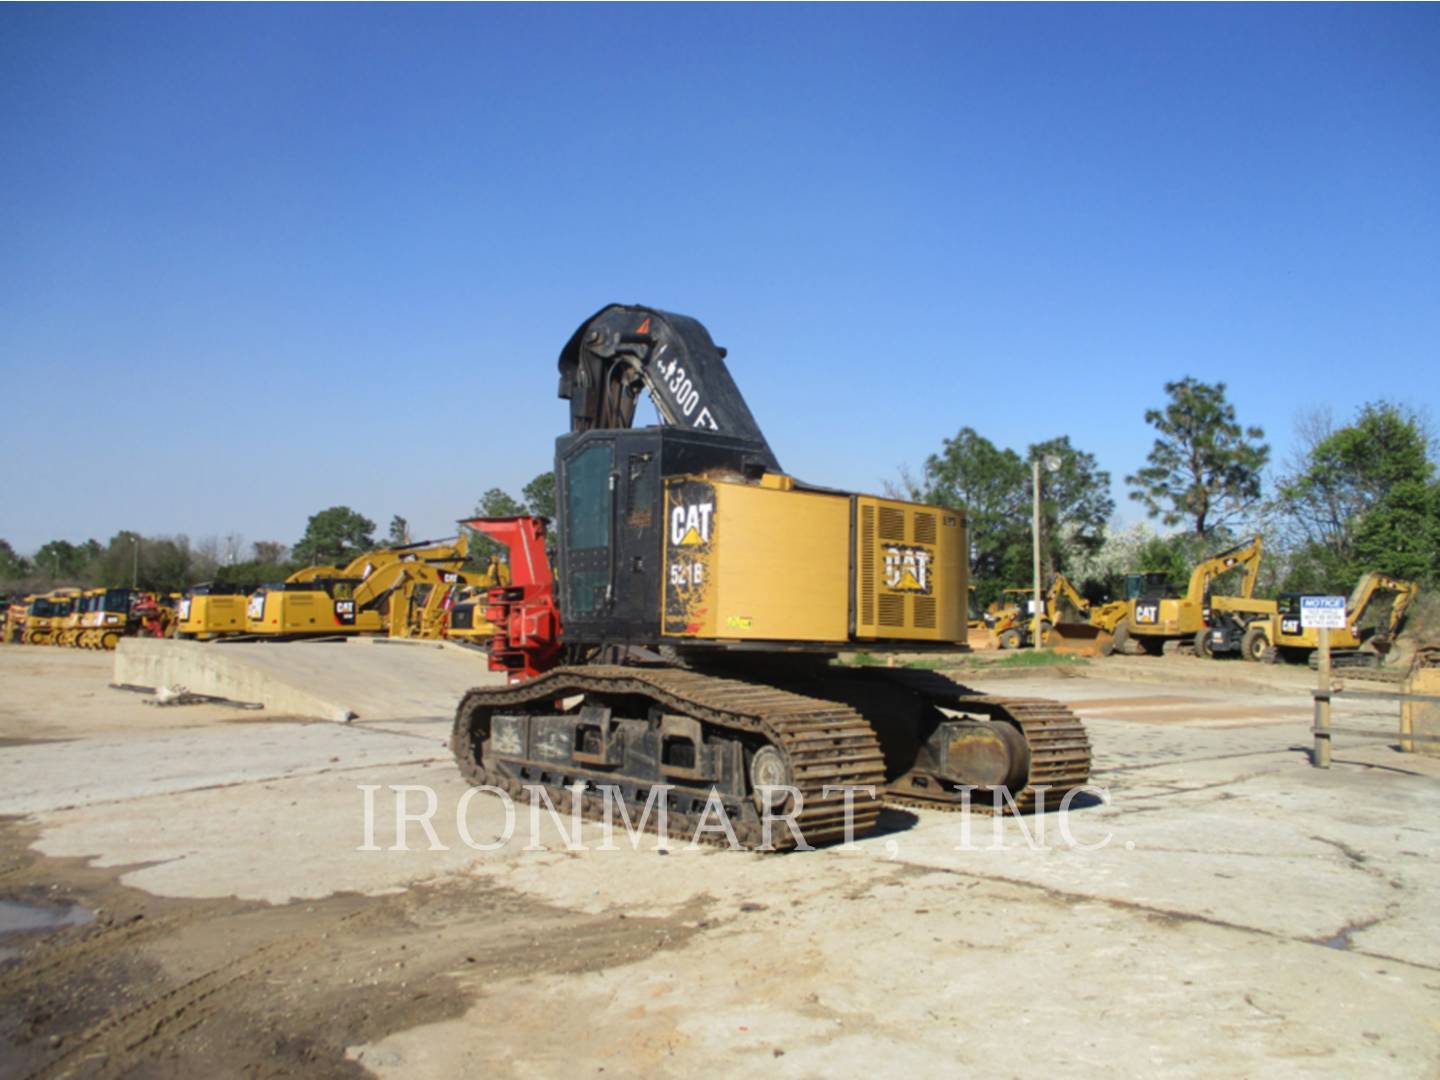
top-left (251, 540), bottom-right (289, 564)
top-left (292, 507), bottom-right (376, 567)
top-left (0, 540), bottom-right (31, 582)
top-left (387, 515), bottom-right (410, 546)
top-left (1351, 479), bottom-right (1440, 585)
top-left (1127, 377), bottom-right (1269, 537)
top-left (34, 539), bottom-right (99, 581)
top-left (1027, 436), bottom-right (1115, 581)
top-left (466, 488), bottom-right (527, 567)
top-left (1272, 402), bottom-right (1436, 589)
top-left (522, 472), bottom-right (557, 521)
top-left (1133, 533), bottom-right (1200, 591)
top-left (908, 427), bottom-right (1028, 605)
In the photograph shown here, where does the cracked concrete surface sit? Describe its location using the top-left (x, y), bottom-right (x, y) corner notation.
top-left (2, 648), bottom-right (1438, 1077)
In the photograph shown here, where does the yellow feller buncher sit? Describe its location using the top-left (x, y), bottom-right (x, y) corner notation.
top-left (1208, 571), bottom-right (1418, 668)
top-left (245, 536), bottom-right (470, 638)
top-left (450, 305), bottom-right (1093, 850)
top-left (1113, 535), bottom-right (1265, 657)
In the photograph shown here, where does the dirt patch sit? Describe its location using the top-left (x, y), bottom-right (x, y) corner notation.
top-left (1065, 695), bottom-right (1214, 709)
top-left (0, 818), bottom-right (710, 1078)
top-left (1086, 703), bottom-right (1310, 725)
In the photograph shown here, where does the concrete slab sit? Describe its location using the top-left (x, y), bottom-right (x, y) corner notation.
top-left (114, 637), bottom-right (505, 722)
top-left (6, 653), bottom-right (1440, 1077)
top-left (0, 721), bottom-right (448, 815)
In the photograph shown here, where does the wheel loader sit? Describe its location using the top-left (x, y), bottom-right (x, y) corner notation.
top-left (451, 305), bottom-right (1092, 850)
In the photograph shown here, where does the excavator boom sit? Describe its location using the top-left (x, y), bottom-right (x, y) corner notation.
top-left (1186, 535), bottom-right (1264, 602)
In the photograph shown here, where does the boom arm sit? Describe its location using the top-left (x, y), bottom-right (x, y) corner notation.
top-left (1047, 574), bottom-right (1090, 620)
top-left (1187, 535), bottom-right (1264, 601)
top-left (556, 304), bottom-right (781, 472)
top-left (1347, 573), bottom-right (1418, 638)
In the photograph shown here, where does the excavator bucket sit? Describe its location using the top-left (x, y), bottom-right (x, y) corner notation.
top-left (1048, 621), bottom-right (1114, 657)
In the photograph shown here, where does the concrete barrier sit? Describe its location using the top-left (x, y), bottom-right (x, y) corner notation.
top-left (114, 637), bottom-right (502, 722)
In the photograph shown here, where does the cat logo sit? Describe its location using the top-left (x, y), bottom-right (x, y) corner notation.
top-left (884, 544), bottom-right (933, 594)
top-left (671, 501), bottom-right (714, 547)
top-left (1135, 603), bottom-right (1159, 624)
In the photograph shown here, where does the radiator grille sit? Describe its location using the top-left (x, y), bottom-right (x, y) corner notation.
top-left (913, 596), bottom-right (936, 629)
top-left (878, 507), bottom-right (906, 541)
top-left (879, 594), bottom-right (905, 627)
top-left (860, 504), bottom-right (875, 627)
top-left (914, 512), bottom-right (937, 545)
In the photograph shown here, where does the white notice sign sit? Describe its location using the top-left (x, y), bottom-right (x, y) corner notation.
top-left (1300, 595), bottom-right (1346, 630)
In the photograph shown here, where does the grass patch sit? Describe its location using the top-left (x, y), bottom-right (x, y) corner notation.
top-left (985, 650), bottom-right (1089, 669)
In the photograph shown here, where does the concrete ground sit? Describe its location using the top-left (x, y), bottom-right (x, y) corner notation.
top-left (0, 644), bottom-right (1437, 1078)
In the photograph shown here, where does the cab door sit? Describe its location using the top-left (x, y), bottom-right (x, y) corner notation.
top-left (560, 439), bottom-right (615, 620)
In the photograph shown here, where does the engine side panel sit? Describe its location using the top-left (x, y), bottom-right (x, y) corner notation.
top-left (662, 478), bottom-right (850, 641)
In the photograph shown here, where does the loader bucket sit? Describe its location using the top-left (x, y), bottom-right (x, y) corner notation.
top-left (1049, 621), bottom-right (1114, 657)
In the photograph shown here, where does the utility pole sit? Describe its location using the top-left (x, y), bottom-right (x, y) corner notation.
top-left (1032, 459), bottom-right (1042, 648)
top-left (1033, 455), bottom-right (1061, 648)
top-left (131, 536), bottom-right (140, 589)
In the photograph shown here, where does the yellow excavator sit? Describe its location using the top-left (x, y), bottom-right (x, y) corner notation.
top-left (1114, 535), bottom-right (1265, 657)
top-left (989, 574), bottom-right (1090, 650)
top-left (245, 536), bottom-right (470, 638)
top-left (1209, 571), bottom-right (1418, 666)
top-left (176, 583), bottom-right (260, 639)
top-left (387, 562), bottom-right (508, 640)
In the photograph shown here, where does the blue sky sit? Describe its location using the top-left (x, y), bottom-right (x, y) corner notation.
top-left (2, 4), bottom-right (1436, 555)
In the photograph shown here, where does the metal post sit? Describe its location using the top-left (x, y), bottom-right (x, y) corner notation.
top-left (131, 537), bottom-right (140, 589)
top-left (1314, 626), bottom-right (1332, 768)
top-left (1032, 459), bottom-right (1042, 649)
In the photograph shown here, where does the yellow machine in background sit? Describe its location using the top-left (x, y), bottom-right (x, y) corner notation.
top-left (444, 557), bottom-right (511, 647)
top-left (78, 588), bottom-right (138, 649)
top-left (1210, 571), bottom-right (1418, 666)
top-left (6, 596), bottom-right (34, 643)
top-left (176, 583), bottom-right (260, 639)
top-left (1117, 535), bottom-right (1265, 657)
top-left (387, 563), bottom-right (492, 640)
top-left (990, 574), bottom-right (1091, 650)
top-left (246, 536), bottom-right (470, 638)
top-left (21, 589), bottom-right (81, 645)
top-left (54, 589), bottom-right (98, 646)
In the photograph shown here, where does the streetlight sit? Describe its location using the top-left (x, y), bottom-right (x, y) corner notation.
top-left (1033, 454), bottom-right (1061, 648)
